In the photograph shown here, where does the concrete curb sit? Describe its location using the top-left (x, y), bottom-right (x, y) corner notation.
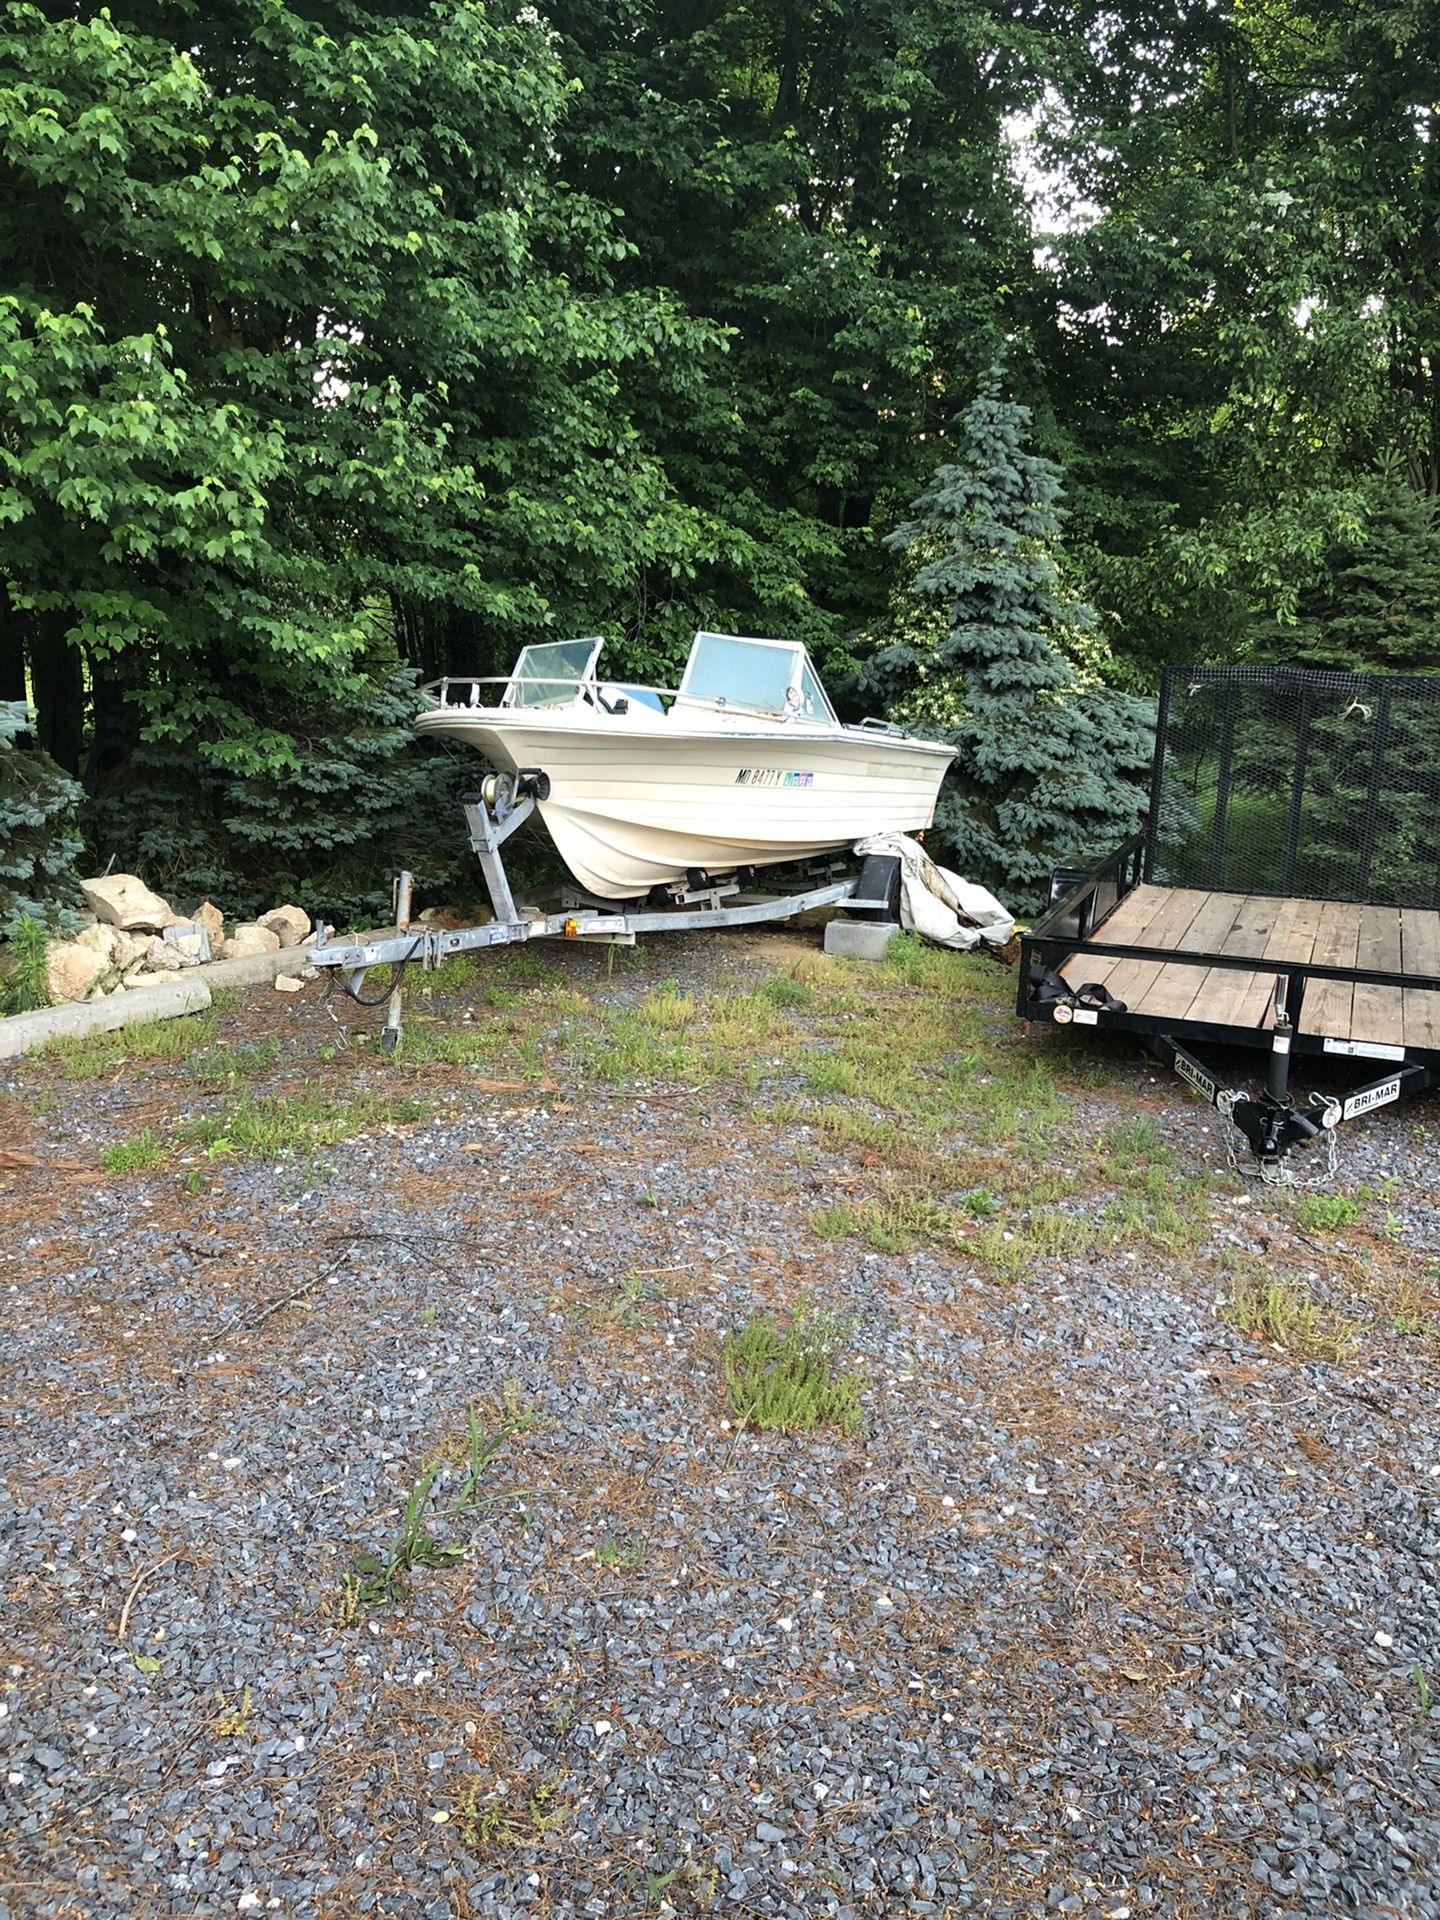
top-left (0, 975), bottom-right (212, 1061)
top-left (0, 944), bottom-right (315, 1062)
top-left (200, 947), bottom-right (312, 990)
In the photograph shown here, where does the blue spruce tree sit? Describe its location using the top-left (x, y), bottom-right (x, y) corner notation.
top-left (0, 701), bottom-right (84, 936)
top-left (860, 366), bottom-right (1155, 905)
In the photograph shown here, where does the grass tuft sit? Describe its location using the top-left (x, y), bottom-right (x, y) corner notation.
top-left (1221, 1269), bottom-right (1360, 1363)
top-left (183, 1089), bottom-right (424, 1159)
top-left (45, 1011), bottom-right (220, 1080)
top-left (1294, 1192), bottom-right (1363, 1232)
top-left (721, 1307), bottom-right (865, 1435)
top-left (99, 1128), bottom-right (167, 1175)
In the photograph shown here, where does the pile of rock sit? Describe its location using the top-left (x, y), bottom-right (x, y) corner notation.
top-left (42, 875), bottom-right (314, 1004)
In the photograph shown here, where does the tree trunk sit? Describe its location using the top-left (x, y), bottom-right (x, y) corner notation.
top-left (0, 586), bottom-right (26, 704)
top-left (29, 614), bottom-right (85, 775)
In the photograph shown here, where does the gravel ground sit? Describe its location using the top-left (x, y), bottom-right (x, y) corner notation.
top-left (1, 927), bottom-right (1438, 1920)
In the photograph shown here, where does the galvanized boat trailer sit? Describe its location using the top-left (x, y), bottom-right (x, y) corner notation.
top-left (307, 773), bottom-right (892, 1051)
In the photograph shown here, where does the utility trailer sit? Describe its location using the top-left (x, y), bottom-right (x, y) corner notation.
top-left (1020, 667), bottom-right (1440, 1175)
top-left (307, 773), bottom-right (899, 1050)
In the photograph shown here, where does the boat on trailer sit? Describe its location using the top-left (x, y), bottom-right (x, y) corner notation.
top-left (414, 631), bottom-right (955, 900)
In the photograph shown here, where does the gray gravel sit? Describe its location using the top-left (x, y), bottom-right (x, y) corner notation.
top-left (1, 931), bottom-right (1438, 1919)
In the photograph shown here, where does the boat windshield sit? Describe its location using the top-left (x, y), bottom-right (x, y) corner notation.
top-left (677, 632), bottom-right (836, 721)
top-left (504, 637), bottom-right (603, 708)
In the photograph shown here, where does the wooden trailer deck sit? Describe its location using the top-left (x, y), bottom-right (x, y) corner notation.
top-left (1060, 885), bottom-right (1440, 1051)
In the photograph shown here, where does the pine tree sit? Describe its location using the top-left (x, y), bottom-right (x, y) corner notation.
top-left (1279, 479), bottom-right (1440, 674)
top-left (859, 367), bottom-right (1155, 903)
top-left (0, 703), bottom-right (84, 937)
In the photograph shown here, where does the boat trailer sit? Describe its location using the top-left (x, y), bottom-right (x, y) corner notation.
top-left (307, 775), bottom-right (895, 1052)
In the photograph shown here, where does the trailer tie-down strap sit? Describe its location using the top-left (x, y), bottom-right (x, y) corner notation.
top-left (1030, 964), bottom-right (1127, 1015)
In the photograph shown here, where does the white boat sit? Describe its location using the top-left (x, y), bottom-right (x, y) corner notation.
top-left (414, 631), bottom-right (955, 900)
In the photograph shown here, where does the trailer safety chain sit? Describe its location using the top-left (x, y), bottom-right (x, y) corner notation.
top-left (1221, 1101), bottom-right (1340, 1188)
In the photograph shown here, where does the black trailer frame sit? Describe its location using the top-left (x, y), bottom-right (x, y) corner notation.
top-left (1018, 668), bottom-right (1440, 1173)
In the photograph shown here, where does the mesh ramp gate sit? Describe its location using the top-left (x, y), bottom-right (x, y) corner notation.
top-left (1145, 667), bottom-right (1440, 910)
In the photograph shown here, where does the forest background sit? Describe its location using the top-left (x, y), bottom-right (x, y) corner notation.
top-left (1, 0), bottom-right (1437, 923)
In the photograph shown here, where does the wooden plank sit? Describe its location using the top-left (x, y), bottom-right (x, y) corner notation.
top-left (1402, 986), bottom-right (1440, 1052)
top-left (1400, 909), bottom-right (1440, 1050)
top-left (1127, 891), bottom-right (1250, 1019)
top-left (1101, 957), bottom-right (1172, 1010)
top-left (1187, 964), bottom-right (1277, 1031)
top-left (1357, 904), bottom-right (1402, 974)
top-left (1351, 906), bottom-right (1405, 1047)
top-left (1261, 896), bottom-right (1321, 967)
top-left (1057, 883), bottom-right (1185, 992)
top-left (1301, 899), bottom-right (1360, 1039)
top-left (1086, 884), bottom-right (1175, 948)
top-left (1400, 908), bottom-right (1440, 981)
top-left (1219, 894), bottom-right (1286, 958)
top-left (1098, 888), bottom-right (1218, 1007)
top-left (1184, 894), bottom-right (1285, 1030)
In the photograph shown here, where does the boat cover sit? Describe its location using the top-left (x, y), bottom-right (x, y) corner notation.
top-left (855, 833), bottom-right (1015, 952)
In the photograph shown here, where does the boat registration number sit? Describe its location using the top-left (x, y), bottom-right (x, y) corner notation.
top-left (735, 768), bottom-right (813, 787)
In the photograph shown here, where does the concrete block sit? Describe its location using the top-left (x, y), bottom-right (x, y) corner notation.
top-left (0, 976), bottom-right (211, 1060)
top-left (823, 918), bottom-right (901, 962)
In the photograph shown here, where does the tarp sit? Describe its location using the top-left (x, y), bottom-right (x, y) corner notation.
top-left (854, 833), bottom-right (1015, 953)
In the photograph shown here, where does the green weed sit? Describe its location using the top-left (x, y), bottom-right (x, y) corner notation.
top-left (2, 916), bottom-right (50, 1014)
top-left (455, 1776), bottom-right (567, 1850)
top-left (595, 1536), bottom-right (646, 1572)
top-left (401, 1024), bottom-right (506, 1068)
top-left (45, 1011), bottom-right (220, 1080)
top-left (756, 973), bottom-right (812, 1009)
top-left (99, 1128), bottom-right (167, 1175)
top-left (811, 1188), bottom-right (968, 1254)
top-left (721, 1307), bottom-right (865, 1436)
top-left (416, 952), bottom-right (478, 995)
top-left (1221, 1270), bottom-right (1360, 1363)
top-left (184, 1089), bottom-right (424, 1159)
top-left (1295, 1192), bottom-right (1363, 1232)
top-left (191, 1035), bottom-right (283, 1088)
top-left (344, 1410), bottom-right (520, 1614)
top-left (973, 1209), bottom-right (1081, 1284)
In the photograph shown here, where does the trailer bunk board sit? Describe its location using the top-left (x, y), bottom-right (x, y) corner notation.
top-left (1020, 667), bottom-right (1440, 1167)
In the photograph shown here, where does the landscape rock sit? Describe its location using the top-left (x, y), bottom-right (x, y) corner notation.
top-left (43, 941), bottom-right (110, 1004)
top-left (79, 874), bottom-right (173, 932)
top-left (195, 901), bottom-right (225, 954)
top-left (258, 905), bottom-right (310, 948)
top-left (225, 923), bottom-right (281, 958)
top-left (139, 935), bottom-right (184, 973)
top-left (74, 923), bottom-right (123, 965)
top-left (161, 922), bottom-right (211, 965)
top-left (273, 974), bottom-right (304, 994)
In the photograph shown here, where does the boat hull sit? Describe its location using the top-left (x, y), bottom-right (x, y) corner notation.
top-left (415, 709), bottom-right (954, 898)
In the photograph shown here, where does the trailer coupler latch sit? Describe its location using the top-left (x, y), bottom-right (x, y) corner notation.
top-left (1228, 1094), bottom-right (1328, 1164)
